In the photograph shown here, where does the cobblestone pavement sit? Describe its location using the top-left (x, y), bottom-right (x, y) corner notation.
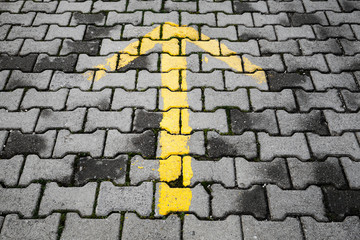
top-left (0, 0), bottom-right (360, 239)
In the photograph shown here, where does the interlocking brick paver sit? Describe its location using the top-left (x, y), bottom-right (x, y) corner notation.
top-left (21, 1), bottom-right (58, 13)
top-left (50, 71), bottom-right (93, 90)
top-left (61, 40), bottom-right (100, 56)
top-left (186, 109), bottom-right (228, 133)
top-left (96, 181), bottom-right (153, 216)
top-left (122, 213), bottom-right (180, 240)
top-left (39, 182), bottom-right (96, 216)
top-left (0, 89), bottom-right (23, 110)
top-left (284, 54), bottom-right (329, 72)
top-left (323, 187), bottom-right (360, 219)
top-left (0, 12), bottom-right (35, 26)
top-left (0, 214), bottom-right (60, 240)
top-left (266, 71), bottom-right (313, 91)
top-left (313, 25), bottom-right (355, 40)
top-left (250, 89), bottom-right (297, 112)
top-left (0, 155), bottom-right (23, 186)
top-left (19, 155), bottom-right (74, 186)
top-left (66, 88), bottom-right (112, 110)
top-left (267, 185), bottom-right (327, 221)
top-left (205, 88), bottom-right (249, 111)
top-left (56, 1), bottom-right (92, 13)
top-left (21, 88), bottom-right (68, 110)
top-left (183, 214), bottom-right (242, 240)
top-left (342, 90), bottom-right (360, 111)
top-left (93, 0), bottom-right (126, 13)
top-left (32, 13), bottom-right (71, 26)
top-left (340, 157), bottom-right (360, 189)
top-left (238, 25), bottom-right (276, 41)
top-left (253, 13), bottom-right (289, 27)
top-left (113, 88), bottom-right (157, 110)
top-left (20, 39), bottom-right (61, 56)
top-left (324, 110), bottom-right (360, 135)
top-left (85, 108), bottom-right (132, 132)
top-left (34, 54), bottom-right (78, 72)
top-left (299, 39), bottom-right (342, 55)
top-left (0, 183), bottom-right (41, 217)
top-left (0, 39), bottom-right (23, 55)
top-left (311, 71), bottom-right (357, 91)
top-left (295, 89), bottom-right (344, 112)
top-left (8, 26), bottom-right (47, 40)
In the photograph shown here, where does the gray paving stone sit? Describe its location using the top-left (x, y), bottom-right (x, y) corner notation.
top-left (288, 157), bottom-right (346, 189)
top-left (50, 71), bottom-right (93, 91)
top-left (60, 39), bottom-right (100, 56)
top-left (186, 71), bottom-right (224, 90)
top-left (181, 12), bottom-right (216, 26)
top-left (242, 215), bottom-right (303, 240)
top-left (45, 25), bottom-right (85, 40)
top-left (326, 54), bottom-right (360, 73)
top-left (32, 13), bottom-right (71, 26)
top-left (136, 72), bottom-right (163, 90)
top-left (259, 39), bottom-right (300, 55)
top-left (122, 212), bottom-right (180, 240)
top-left (234, 1), bottom-right (269, 14)
top-left (211, 184), bottom-right (267, 219)
top-left (207, 131), bottom-right (257, 159)
top-left (291, 12), bottom-right (329, 26)
top-left (352, 24), bottom-right (360, 40)
top-left (85, 25), bottom-right (123, 40)
top-left (34, 54), bottom-right (77, 73)
top-left (183, 214), bottom-right (241, 240)
top-left (311, 71), bottom-right (357, 91)
top-left (340, 39), bottom-right (360, 55)
top-left (243, 54), bottom-right (285, 72)
top-left (201, 54), bottom-right (241, 72)
top-left (53, 130), bottom-right (105, 158)
top-left (267, 71), bottom-right (313, 91)
top-left (160, 88), bottom-right (202, 111)
top-left (105, 130), bottom-right (156, 158)
top-left (70, 12), bottom-right (106, 26)
top-left (221, 40), bottom-right (260, 56)
top-left (201, 26), bottom-right (237, 41)
top-left (7, 25), bottom-right (48, 40)
top-left (6, 70), bottom-right (52, 90)
top-left (0, 155), bottom-right (23, 186)
top-left (76, 54), bottom-right (117, 72)
top-left (238, 25), bottom-right (276, 41)
top-left (342, 90), bottom-right (360, 111)
top-left (61, 213), bottom-right (120, 240)
top-left (118, 53), bottom-right (160, 72)
top-left (21, 89), bottom-right (68, 110)
top-left (19, 155), bottom-right (74, 186)
top-left (225, 71), bottom-right (269, 90)
top-left (253, 13), bottom-right (290, 27)
top-left (93, 0), bottom-right (126, 13)
top-left (250, 89), bottom-right (296, 112)
top-left (67, 88), bottom-right (112, 110)
top-left (127, 0), bottom-right (162, 11)
top-left (0, 70), bottom-right (9, 90)
top-left (184, 41), bottom-right (219, 55)
top-left (299, 39), bottom-right (342, 55)
top-left (0, 109), bottom-right (39, 133)
top-left (327, 11), bottom-right (360, 25)
top-left (164, 0), bottom-right (197, 12)
top-left (0, 1), bottom-right (23, 13)
top-left (0, 130), bottom-right (7, 152)
top-left (302, 216), bottom-right (360, 240)
top-left (112, 88), bottom-right (157, 110)
top-left (35, 108), bottom-right (86, 132)
top-left (189, 157), bottom-right (235, 187)
top-left (217, 12), bottom-right (253, 27)
top-left (56, 1), bottom-right (92, 13)
top-left (0, 130), bottom-right (56, 158)
top-left (314, 25), bottom-right (355, 40)
top-left (85, 108), bottom-right (132, 132)
top-left (0, 183), bottom-right (41, 217)
top-left (75, 155), bottom-right (127, 185)
top-left (230, 109), bottom-right (278, 134)
top-left (129, 155), bottom-right (161, 184)
top-left (296, 89), bottom-right (344, 112)
top-left (0, 25), bottom-right (10, 40)
top-left (93, 72), bottom-right (136, 90)
top-left (275, 25), bottom-right (315, 40)
top-left (302, 0), bottom-right (341, 12)
top-left (307, 132), bottom-right (360, 159)
top-left (205, 88), bottom-right (249, 111)
top-left (0, 89), bottom-right (23, 110)
top-left (259, 132), bottom-right (310, 161)
top-left (20, 39), bottom-right (61, 55)
top-left (132, 109), bottom-right (164, 132)
top-left (338, 0), bottom-right (360, 11)
top-left (39, 182), bottom-right (96, 216)
top-left (144, 11), bottom-right (179, 25)
top-left (155, 183), bottom-right (209, 217)
top-left (96, 181), bottom-right (153, 216)
top-left (284, 54), bottom-right (329, 72)
top-left (100, 39), bottom-right (138, 55)
top-left (21, 1), bottom-right (58, 13)
top-left (340, 157), bottom-right (360, 189)
top-left (0, 12), bottom-right (35, 26)
top-left (267, 185), bottom-right (326, 221)
top-left (186, 109), bottom-right (228, 133)
top-left (235, 157), bottom-right (290, 189)
top-left (122, 25), bottom-right (160, 39)
top-left (0, 213), bottom-right (60, 240)
top-left (0, 40), bottom-right (23, 55)
top-left (324, 110), bottom-right (360, 135)
top-left (199, 0), bottom-right (232, 13)
top-left (268, 0), bottom-right (304, 13)
top-left (277, 110), bottom-right (329, 135)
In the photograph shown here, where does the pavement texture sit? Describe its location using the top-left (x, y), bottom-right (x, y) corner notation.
top-left (0, 0), bottom-right (360, 239)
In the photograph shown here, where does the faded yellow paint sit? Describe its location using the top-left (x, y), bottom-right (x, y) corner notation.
top-left (160, 89), bottom-right (189, 111)
top-left (158, 131), bottom-right (190, 159)
top-left (160, 109), bottom-right (180, 134)
top-left (117, 54), bottom-right (138, 70)
top-left (214, 55), bottom-right (243, 72)
top-left (161, 71), bottom-right (180, 91)
top-left (158, 156), bottom-right (182, 182)
top-left (161, 54), bottom-right (187, 72)
top-left (94, 54), bottom-right (118, 81)
top-left (141, 38), bottom-right (179, 55)
top-left (182, 156), bottom-right (193, 186)
top-left (157, 183), bottom-right (192, 215)
top-left (162, 23), bottom-right (199, 40)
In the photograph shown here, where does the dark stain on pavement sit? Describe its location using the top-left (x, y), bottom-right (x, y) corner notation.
top-left (131, 130), bottom-right (156, 158)
top-left (207, 135), bottom-right (237, 158)
top-left (118, 55), bottom-right (150, 72)
top-left (133, 109), bottom-right (162, 132)
top-left (235, 185), bottom-right (268, 219)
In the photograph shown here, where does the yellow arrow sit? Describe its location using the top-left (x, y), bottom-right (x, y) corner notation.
top-left (90, 22), bottom-right (266, 216)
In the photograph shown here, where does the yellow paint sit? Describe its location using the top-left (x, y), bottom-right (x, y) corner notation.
top-left (162, 23), bottom-right (199, 40)
top-left (158, 131), bottom-right (190, 159)
top-left (137, 166), bottom-right (143, 169)
top-left (181, 109), bottom-right (191, 134)
top-left (214, 55), bottom-right (243, 72)
top-left (182, 156), bottom-right (193, 186)
top-left (248, 71), bottom-right (267, 85)
top-left (204, 56), bottom-right (209, 63)
top-left (158, 156), bottom-right (181, 182)
top-left (141, 38), bottom-right (179, 55)
top-left (220, 43), bottom-right (236, 55)
top-left (157, 183), bottom-right (192, 215)
top-left (160, 89), bottom-right (189, 111)
top-left (243, 56), bottom-right (261, 72)
top-left (161, 71), bottom-right (180, 91)
top-left (94, 54), bottom-right (118, 81)
top-left (84, 71), bottom-right (94, 81)
top-left (121, 40), bottom-right (140, 55)
top-left (161, 54), bottom-right (187, 72)
top-left (160, 109), bottom-right (180, 134)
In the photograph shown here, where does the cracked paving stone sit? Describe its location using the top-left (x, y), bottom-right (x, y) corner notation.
top-left (211, 184), bottom-right (267, 219)
top-left (74, 155), bottom-right (127, 185)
